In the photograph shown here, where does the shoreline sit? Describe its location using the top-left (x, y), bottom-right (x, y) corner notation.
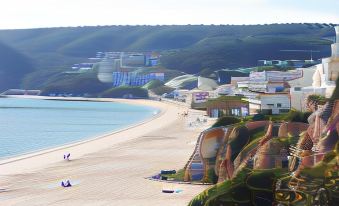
top-left (0, 101), bottom-right (163, 166)
top-left (0, 96), bottom-right (212, 205)
top-left (0, 96), bottom-right (169, 175)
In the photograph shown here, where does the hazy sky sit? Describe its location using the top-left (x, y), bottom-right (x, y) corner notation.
top-left (1, 0), bottom-right (338, 29)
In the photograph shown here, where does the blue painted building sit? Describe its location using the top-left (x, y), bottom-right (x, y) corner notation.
top-left (112, 72), bottom-right (165, 87)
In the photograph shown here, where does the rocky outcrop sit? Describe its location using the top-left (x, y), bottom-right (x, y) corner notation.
top-left (278, 122), bottom-right (309, 137)
top-left (294, 100), bottom-right (339, 173)
top-left (184, 127), bottom-right (227, 182)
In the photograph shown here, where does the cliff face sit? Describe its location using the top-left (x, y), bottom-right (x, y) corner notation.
top-left (294, 100), bottom-right (339, 173)
top-left (275, 100), bottom-right (339, 206)
top-left (185, 120), bottom-right (307, 183)
top-left (189, 66), bottom-right (339, 206)
top-left (188, 100), bottom-right (338, 206)
top-left (184, 121), bottom-right (271, 183)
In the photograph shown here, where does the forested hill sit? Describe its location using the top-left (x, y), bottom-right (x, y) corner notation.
top-left (0, 23), bottom-right (336, 91)
top-left (0, 41), bottom-right (33, 91)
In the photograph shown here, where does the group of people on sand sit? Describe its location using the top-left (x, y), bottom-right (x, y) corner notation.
top-left (178, 111), bottom-right (189, 118)
top-left (61, 153), bottom-right (72, 188)
top-left (188, 116), bottom-right (208, 127)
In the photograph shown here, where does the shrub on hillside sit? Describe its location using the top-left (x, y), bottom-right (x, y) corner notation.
top-left (286, 109), bottom-right (312, 123)
top-left (100, 86), bottom-right (148, 98)
top-left (252, 113), bottom-right (267, 121)
top-left (307, 94), bottom-right (326, 104)
top-left (41, 73), bottom-right (111, 96)
top-left (229, 126), bottom-right (251, 161)
top-left (212, 116), bottom-right (241, 127)
top-left (322, 151), bottom-right (336, 163)
top-left (142, 80), bottom-right (164, 90)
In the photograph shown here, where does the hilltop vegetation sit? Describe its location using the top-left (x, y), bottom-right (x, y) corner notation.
top-left (0, 41), bottom-right (34, 92)
top-left (0, 23), bottom-right (336, 92)
top-left (39, 71), bottom-right (111, 97)
top-left (100, 86), bottom-right (148, 99)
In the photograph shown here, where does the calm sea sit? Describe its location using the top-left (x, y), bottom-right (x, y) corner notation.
top-left (0, 98), bottom-right (158, 159)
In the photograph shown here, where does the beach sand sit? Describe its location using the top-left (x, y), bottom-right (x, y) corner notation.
top-left (0, 98), bottom-right (211, 206)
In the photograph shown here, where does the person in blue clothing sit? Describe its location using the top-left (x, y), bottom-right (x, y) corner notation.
top-left (61, 180), bottom-right (72, 187)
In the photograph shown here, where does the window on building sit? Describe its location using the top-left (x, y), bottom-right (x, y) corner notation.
top-left (277, 103), bottom-right (282, 108)
top-left (267, 104), bottom-right (274, 108)
top-left (231, 108), bottom-right (240, 116)
top-left (279, 109), bottom-right (290, 113)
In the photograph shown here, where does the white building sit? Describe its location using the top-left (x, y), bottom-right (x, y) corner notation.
top-left (290, 86), bottom-right (326, 111)
top-left (311, 26), bottom-right (339, 98)
top-left (289, 67), bottom-right (316, 88)
top-left (289, 67), bottom-right (319, 111)
top-left (290, 26), bottom-right (339, 111)
top-left (121, 53), bottom-right (146, 67)
top-left (215, 84), bottom-right (234, 95)
top-left (249, 70), bottom-right (303, 82)
top-left (260, 94), bottom-right (291, 115)
top-left (231, 77), bottom-right (250, 86)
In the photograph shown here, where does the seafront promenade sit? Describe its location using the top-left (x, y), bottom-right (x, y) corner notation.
top-left (0, 98), bottom-right (211, 206)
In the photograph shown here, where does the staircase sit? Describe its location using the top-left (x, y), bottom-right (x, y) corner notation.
top-left (184, 126), bottom-right (227, 181)
top-left (184, 131), bottom-right (205, 181)
top-left (184, 132), bottom-right (203, 170)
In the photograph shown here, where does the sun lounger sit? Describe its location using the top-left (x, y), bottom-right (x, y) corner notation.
top-left (160, 170), bottom-right (176, 175)
top-left (162, 189), bottom-right (175, 193)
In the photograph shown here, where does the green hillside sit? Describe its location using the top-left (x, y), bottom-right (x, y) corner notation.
top-left (39, 71), bottom-right (111, 96)
top-left (161, 34), bottom-right (331, 73)
top-left (0, 41), bottom-right (34, 92)
top-left (0, 23), bottom-right (336, 92)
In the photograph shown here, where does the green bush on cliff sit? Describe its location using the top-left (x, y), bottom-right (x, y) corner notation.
top-left (212, 116), bottom-right (241, 127)
top-left (322, 151), bottom-right (336, 163)
top-left (286, 109), bottom-right (312, 123)
top-left (252, 113), bottom-right (267, 121)
top-left (229, 126), bottom-right (251, 161)
top-left (335, 142), bottom-right (339, 154)
top-left (189, 168), bottom-right (289, 206)
top-left (206, 168), bottom-right (219, 184)
top-left (189, 171), bottom-right (242, 206)
top-left (307, 94), bottom-right (327, 105)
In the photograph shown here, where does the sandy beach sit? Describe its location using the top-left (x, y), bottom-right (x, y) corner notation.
top-left (0, 98), bottom-right (211, 206)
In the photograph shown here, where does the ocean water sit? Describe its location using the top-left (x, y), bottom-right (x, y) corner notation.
top-left (0, 98), bottom-right (158, 159)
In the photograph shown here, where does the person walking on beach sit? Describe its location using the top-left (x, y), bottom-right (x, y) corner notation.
top-left (64, 153), bottom-right (71, 161)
